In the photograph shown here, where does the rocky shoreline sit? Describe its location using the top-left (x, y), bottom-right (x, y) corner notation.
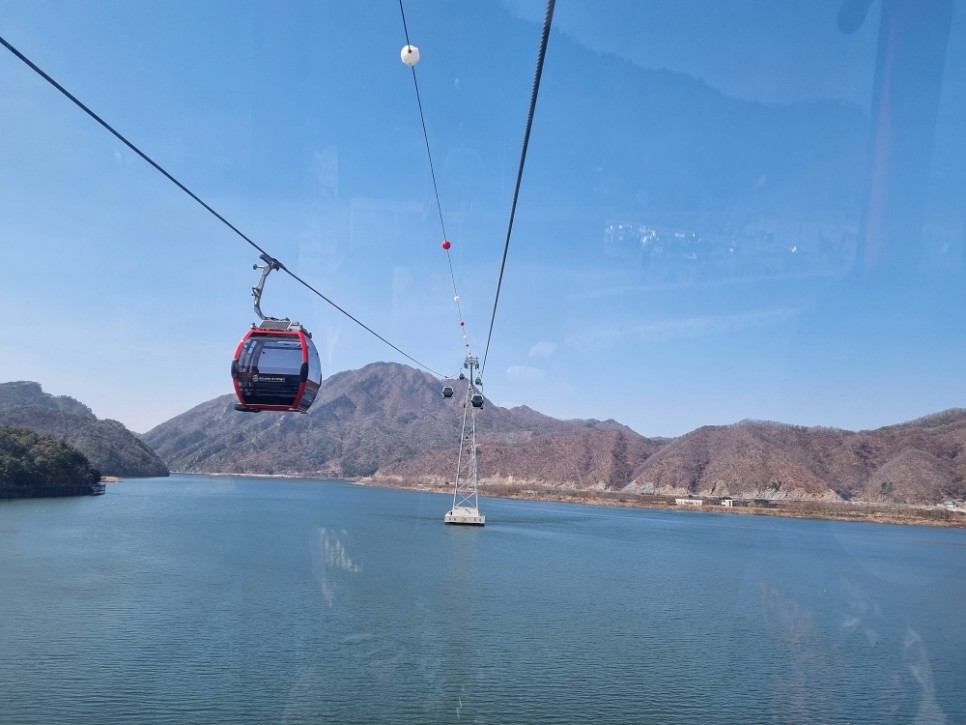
top-left (0, 482), bottom-right (106, 499)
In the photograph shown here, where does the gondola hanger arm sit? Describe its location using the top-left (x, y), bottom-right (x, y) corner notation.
top-left (252, 253), bottom-right (286, 322)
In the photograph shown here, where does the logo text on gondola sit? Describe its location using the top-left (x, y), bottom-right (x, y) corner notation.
top-left (252, 375), bottom-right (286, 383)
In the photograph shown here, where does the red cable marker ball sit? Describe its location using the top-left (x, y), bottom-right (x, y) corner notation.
top-left (442, 240), bottom-right (451, 250)
top-left (460, 321), bottom-right (464, 326)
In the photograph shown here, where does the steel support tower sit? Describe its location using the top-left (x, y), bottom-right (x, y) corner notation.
top-left (444, 356), bottom-right (485, 525)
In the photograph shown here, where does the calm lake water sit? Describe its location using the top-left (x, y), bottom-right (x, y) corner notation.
top-left (1, 475), bottom-right (964, 724)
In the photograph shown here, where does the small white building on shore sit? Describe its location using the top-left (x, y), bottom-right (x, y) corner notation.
top-left (675, 498), bottom-right (704, 506)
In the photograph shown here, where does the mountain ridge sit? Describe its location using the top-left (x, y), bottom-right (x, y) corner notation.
top-left (142, 362), bottom-right (965, 506)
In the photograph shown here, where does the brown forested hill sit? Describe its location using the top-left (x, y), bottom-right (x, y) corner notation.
top-left (632, 415), bottom-right (966, 504)
top-left (0, 381), bottom-right (169, 478)
top-left (143, 361), bottom-right (643, 480)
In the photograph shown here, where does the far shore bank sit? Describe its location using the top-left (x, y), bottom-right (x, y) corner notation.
top-left (357, 477), bottom-right (966, 528)
top-left (164, 471), bottom-right (966, 528)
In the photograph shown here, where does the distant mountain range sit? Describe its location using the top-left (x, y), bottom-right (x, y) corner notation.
top-left (3, 367), bottom-right (962, 505)
top-left (141, 362), bottom-right (966, 506)
top-left (0, 381), bottom-right (169, 478)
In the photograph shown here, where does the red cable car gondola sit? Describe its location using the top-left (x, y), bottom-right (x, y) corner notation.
top-left (231, 255), bottom-right (323, 413)
top-left (231, 321), bottom-right (321, 413)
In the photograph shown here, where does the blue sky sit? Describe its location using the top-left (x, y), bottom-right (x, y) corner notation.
top-left (1, 0), bottom-right (964, 436)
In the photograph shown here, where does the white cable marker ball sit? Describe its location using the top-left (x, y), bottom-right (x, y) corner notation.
top-left (401, 44), bottom-right (420, 66)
